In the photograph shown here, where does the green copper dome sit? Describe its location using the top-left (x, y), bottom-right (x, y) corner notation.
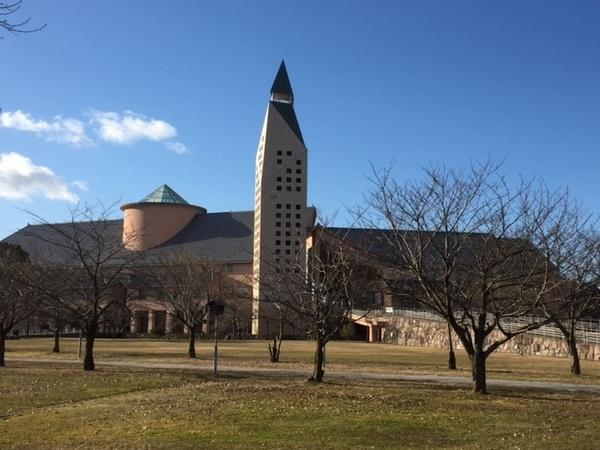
top-left (140, 184), bottom-right (189, 205)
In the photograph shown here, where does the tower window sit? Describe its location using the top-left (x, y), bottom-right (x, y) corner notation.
top-left (277, 159), bottom-right (282, 164)
top-left (276, 204), bottom-right (281, 209)
top-left (286, 186), bottom-right (292, 191)
top-left (286, 168), bottom-right (292, 174)
top-left (285, 231), bottom-right (291, 237)
top-left (277, 151), bottom-right (282, 155)
top-left (286, 204), bottom-right (291, 209)
top-left (295, 204), bottom-right (301, 210)
top-left (285, 213), bottom-right (291, 219)
top-left (295, 213), bottom-right (301, 219)
top-left (276, 222), bottom-right (281, 227)
top-left (276, 231), bottom-right (281, 236)
top-left (276, 213), bottom-right (281, 218)
top-left (285, 240), bottom-right (291, 246)
top-left (285, 222), bottom-right (291, 228)
top-left (296, 160), bottom-right (301, 165)
top-left (275, 240), bottom-right (281, 245)
top-left (276, 185), bottom-right (281, 191)
top-left (296, 222), bottom-right (301, 228)
top-left (276, 177), bottom-right (282, 182)
top-left (286, 177), bottom-right (292, 182)
top-left (296, 178), bottom-right (301, 183)
top-left (286, 151), bottom-right (292, 156)
top-left (296, 186), bottom-right (301, 192)
top-left (285, 249), bottom-right (291, 255)
top-left (296, 169), bottom-right (301, 174)
top-left (275, 249), bottom-right (281, 255)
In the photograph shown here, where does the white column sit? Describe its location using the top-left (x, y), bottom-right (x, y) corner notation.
top-left (147, 310), bottom-right (155, 333)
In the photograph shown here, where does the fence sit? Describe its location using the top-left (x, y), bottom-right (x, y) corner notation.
top-left (352, 307), bottom-right (600, 345)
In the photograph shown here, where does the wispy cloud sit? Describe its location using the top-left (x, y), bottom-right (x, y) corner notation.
top-left (71, 180), bottom-right (89, 191)
top-left (0, 152), bottom-right (79, 203)
top-left (166, 141), bottom-right (189, 155)
top-left (90, 110), bottom-right (177, 144)
top-left (1, 109), bottom-right (189, 155)
top-left (0, 110), bottom-right (93, 147)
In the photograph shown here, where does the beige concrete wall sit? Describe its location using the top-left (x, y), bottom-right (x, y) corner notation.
top-left (252, 101), bottom-right (309, 336)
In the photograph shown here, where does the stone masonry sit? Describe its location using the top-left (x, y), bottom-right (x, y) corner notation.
top-left (381, 316), bottom-right (600, 361)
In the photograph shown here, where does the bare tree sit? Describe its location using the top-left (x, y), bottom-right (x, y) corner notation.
top-left (36, 301), bottom-right (74, 353)
top-left (535, 194), bottom-right (600, 375)
top-left (365, 161), bottom-right (561, 394)
top-left (0, 242), bottom-right (39, 366)
top-left (25, 203), bottom-right (136, 371)
top-left (0, 1), bottom-right (45, 38)
top-left (260, 226), bottom-right (378, 382)
top-left (148, 252), bottom-right (221, 358)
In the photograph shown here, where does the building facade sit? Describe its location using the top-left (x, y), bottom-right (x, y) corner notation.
top-left (252, 61), bottom-right (313, 336)
top-left (3, 61), bottom-right (315, 338)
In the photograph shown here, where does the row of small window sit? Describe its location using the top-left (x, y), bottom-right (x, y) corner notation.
top-left (275, 248), bottom-right (300, 256)
top-left (276, 150), bottom-right (292, 156)
top-left (277, 177), bottom-right (301, 183)
top-left (277, 159), bottom-right (302, 165)
top-left (275, 239), bottom-right (300, 246)
top-left (276, 212), bottom-right (302, 219)
top-left (275, 221), bottom-right (302, 228)
top-left (276, 203), bottom-right (302, 210)
top-left (275, 230), bottom-right (300, 237)
top-left (277, 185), bottom-right (301, 192)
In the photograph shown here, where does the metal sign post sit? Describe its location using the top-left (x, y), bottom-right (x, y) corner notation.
top-left (213, 314), bottom-right (218, 375)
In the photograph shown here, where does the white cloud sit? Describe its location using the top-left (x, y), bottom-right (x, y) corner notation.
top-left (71, 180), bottom-right (89, 191)
top-left (166, 141), bottom-right (189, 155)
top-left (90, 110), bottom-right (177, 144)
top-left (0, 152), bottom-right (78, 203)
top-left (0, 110), bottom-right (93, 147)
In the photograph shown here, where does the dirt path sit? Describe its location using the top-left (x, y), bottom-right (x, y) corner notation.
top-left (8, 357), bottom-right (600, 394)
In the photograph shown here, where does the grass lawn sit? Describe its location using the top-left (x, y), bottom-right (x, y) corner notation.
top-left (1, 364), bottom-right (600, 449)
top-left (6, 337), bottom-right (600, 385)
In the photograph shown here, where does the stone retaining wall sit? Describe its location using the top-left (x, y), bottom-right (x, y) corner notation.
top-left (381, 316), bottom-right (600, 361)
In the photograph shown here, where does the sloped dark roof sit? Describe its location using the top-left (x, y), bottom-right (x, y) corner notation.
top-left (2, 211), bottom-right (254, 265)
top-left (143, 211), bottom-right (254, 263)
top-left (270, 60), bottom-right (294, 99)
top-left (271, 101), bottom-right (304, 145)
top-left (2, 219), bottom-right (126, 265)
top-left (322, 227), bottom-right (523, 268)
top-left (323, 227), bottom-right (405, 265)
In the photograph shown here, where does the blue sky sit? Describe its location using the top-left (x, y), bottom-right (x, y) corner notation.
top-left (1, 1), bottom-right (600, 238)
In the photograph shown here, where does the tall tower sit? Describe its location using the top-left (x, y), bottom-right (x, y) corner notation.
top-left (252, 61), bottom-right (308, 336)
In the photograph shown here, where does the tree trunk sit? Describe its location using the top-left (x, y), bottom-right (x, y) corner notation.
top-left (470, 345), bottom-right (487, 394)
top-left (447, 321), bottom-right (456, 370)
top-left (188, 329), bottom-right (196, 358)
top-left (567, 330), bottom-right (581, 375)
top-left (52, 328), bottom-right (60, 353)
top-left (268, 335), bottom-right (282, 362)
top-left (0, 334), bottom-right (6, 367)
top-left (83, 331), bottom-right (96, 371)
top-left (309, 339), bottom-right (325, 382)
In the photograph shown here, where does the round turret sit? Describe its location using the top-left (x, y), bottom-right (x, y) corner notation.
top-left (121, 184), bottom-right (205, 251)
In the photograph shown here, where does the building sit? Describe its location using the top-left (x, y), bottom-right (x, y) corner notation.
top-left (252, 60), bottom-right (315, 336)
top-left (2, 61), bottom-right (316, 338)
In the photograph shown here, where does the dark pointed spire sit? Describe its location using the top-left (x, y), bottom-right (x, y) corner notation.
top-left (270, 60), bottom-right (294, 104)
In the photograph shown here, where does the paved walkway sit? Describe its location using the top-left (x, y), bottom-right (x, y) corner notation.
top-left (8, 357), bottom-right (600, 395)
